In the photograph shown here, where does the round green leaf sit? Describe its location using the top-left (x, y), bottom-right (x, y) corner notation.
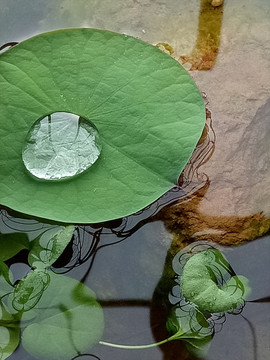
top-left (21, 271), bottom-right (104, 360)
top-left (0, 28), bottom-right (205, 223)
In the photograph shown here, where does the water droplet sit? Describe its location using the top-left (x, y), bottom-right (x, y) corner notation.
top-left (22, 112), bottom-right (102, 181)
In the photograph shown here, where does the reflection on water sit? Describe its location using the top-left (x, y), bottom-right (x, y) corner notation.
top-left (158, 99), bottom-right (270, 247)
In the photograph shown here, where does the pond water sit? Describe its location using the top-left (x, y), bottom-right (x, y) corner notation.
top-left (0, 206), bottom-right (269, 360)
top-left (0, 0), bottom-right (270, 360)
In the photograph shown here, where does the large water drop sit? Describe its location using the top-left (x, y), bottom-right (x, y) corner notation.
top-left (22, 112), bottom-right (102, 181)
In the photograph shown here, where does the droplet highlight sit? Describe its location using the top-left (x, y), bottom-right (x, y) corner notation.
top-left (22, 112), bottom-right (102, 181)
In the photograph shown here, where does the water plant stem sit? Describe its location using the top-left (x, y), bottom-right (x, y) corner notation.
top-left (99, 333), bottom-right (180, 349)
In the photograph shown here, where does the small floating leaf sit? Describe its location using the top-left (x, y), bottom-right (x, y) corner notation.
top-left (0, 28), bottom-right (205, 223)
top-left (28, 225), bottom-right (75, 269)
top-left (180, 249), bottom-right (251, 313)
top-left (21, 271), bottom-right (104, 360)
top-left (168, 244), bottom-right (251, 357)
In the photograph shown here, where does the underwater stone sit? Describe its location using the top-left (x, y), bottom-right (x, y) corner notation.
top-left (22, 112), bottom-right (102, 181)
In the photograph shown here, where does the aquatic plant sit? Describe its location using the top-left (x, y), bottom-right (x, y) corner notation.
top-left (0, 28), bottom-right (205, 223)
top-left (167, 243), bottom-right (251, 357)
top-left (179, 249), bottom-right (250, 313)
top-left (99, 245), bottom-right (250, 357)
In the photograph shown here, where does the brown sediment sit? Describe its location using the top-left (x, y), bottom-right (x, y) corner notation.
top-left (157, 179), bottom-right (270, 253)
top-left (180, 0), bottom-right (224, 70)
top-left (156, 101), bottom-right (270, 251)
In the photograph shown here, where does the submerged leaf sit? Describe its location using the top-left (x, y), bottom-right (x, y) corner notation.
top-left (0, 325), bottom-right (20, 360)
top-left (184, 336), bottom-right (212, 359)
top-left (21, 271), bottom-right (104, 360)
top-left (0, 28), bottom-right (205, 223)
top-left (0, 303), bottom-right (20, 360)
top-left (11, 270), bottom-right (50, 312)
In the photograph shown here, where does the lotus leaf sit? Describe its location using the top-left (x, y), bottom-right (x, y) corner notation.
top-left (0, 28), bottom-right (205, 223)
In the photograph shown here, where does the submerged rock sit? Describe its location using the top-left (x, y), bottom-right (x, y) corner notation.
top-left (156, 1), bottom-right (270, 247)
top-left (158, 97), bottom-right (270, 247)
top-left (157, 181), bottom-right (270, 247)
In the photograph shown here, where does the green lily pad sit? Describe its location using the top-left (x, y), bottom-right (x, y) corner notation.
top-left (180, 249), bottom-right (251, 313)
top-left (0, 28), bottom-right (205, 223)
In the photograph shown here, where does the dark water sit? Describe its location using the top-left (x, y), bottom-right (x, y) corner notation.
top-left (1, 204), bottom-right (269, 360)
